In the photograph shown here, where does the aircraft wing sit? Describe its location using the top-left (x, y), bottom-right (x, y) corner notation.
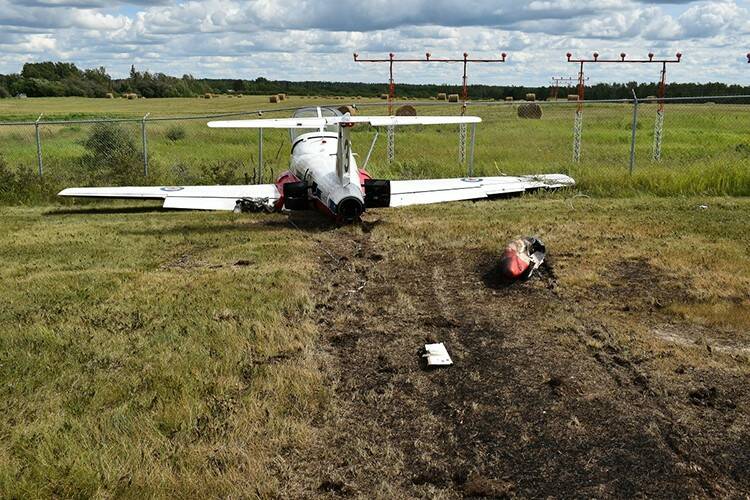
top-left (208, 115), bottom-right (481, 129)
top-left (58, 184), bottom-right (280, 211)
top-left (388, 174), bottom-right (574, 207)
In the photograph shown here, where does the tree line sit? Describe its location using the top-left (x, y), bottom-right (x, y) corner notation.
top-left (2, 61), bottom-right (749, 100)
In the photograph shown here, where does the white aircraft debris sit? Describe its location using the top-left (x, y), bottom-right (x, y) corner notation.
top-left (422, 342), bottom-right (453, 367)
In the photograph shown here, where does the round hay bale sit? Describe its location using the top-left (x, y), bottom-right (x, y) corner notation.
top-left (236, 94), bottom-right (243, 98)
top-left (567, 94), bottom-right (579, 101)
top-left (338, 105), bottom-right (356, 116)
top-left (277, 93), bottom-right (286, 101)
top-left (380, 93), bottom-right (389, 100)
top-left (437, 92), bottom-right (447, 101)
top-left (269, 95), bottom-right (278, 103)
top-left (105, 92), bottom-right (114, 99)
top-left (504, 96), bottom-right (513, 102)
top-left (525, 93), bottom-right (536, 101)
top-left (447, 94), bottom-right (459, 102)
top-left (126, 93), bottom-right (137, 100)
top-left (204, 93), bottom-right (212, 99)
top-left (395, 105), bottom-right (417, 117)
top-left (517, 103), bottom-right (543, 119)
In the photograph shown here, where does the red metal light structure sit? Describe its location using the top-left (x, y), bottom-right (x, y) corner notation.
top-left (565, 51), bottom-right (682, 161)
top-left (550, 76), bottom-right (587, 100)
top-left (353, 52), bottom-right (507, 113)
top-left (423, 52), bottom-right (507, 104)
top-left (354, 51), bottom-right (508, 165)
top-left (566, 51), bottom-right (682, 110)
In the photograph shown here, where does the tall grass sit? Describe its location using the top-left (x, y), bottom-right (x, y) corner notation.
top-left (1, 99), bottom-right (750, 203)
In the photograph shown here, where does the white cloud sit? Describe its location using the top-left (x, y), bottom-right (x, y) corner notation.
top-left (0, 0), bottom-right (748, 84)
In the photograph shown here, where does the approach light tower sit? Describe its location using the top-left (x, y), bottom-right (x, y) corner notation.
top-left (566, 51), bottom-right (681, 162)
top-left (354, 51), bottom-right (507, 164)
top-left (550, 76), bottom-right (587, 100)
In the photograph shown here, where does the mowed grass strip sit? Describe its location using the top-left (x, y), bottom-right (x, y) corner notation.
top-left (0, 205), bottom-right (324, 498)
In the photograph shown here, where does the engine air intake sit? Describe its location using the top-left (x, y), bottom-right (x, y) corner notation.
top-left (364, 179), bottom-right (391, 208)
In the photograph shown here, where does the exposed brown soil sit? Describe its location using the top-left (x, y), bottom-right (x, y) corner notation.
top-left (280, 225), bottom-right (750, 498)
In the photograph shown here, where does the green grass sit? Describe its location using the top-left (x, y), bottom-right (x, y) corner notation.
top-left (1, 98), bottom-right (750, 202)
top-left (1, 196), bottom-right (749, 496)
top-left (0, 206), bottom-right (324, 497)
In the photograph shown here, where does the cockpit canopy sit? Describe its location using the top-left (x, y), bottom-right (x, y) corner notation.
top-left (290, 106), bottom-right (342, 141)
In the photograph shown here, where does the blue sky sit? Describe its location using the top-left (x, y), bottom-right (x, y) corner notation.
top-left (0, 0), bottom-right (749, 85)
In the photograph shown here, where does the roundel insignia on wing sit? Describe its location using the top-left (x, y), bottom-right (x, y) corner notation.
top-left (160, 186), bottom-right (185, 192)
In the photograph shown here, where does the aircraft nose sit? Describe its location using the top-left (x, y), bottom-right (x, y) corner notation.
top-left (337, 197), bottom-right (364, 223)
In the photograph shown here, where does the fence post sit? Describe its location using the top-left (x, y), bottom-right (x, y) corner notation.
top-left (652, 106), bottom-right (664, 161)
top-left (258, 128), bottom-right (264, 183)
top-left (467, 122), bottom-right (477, 178)
top-left (35, 114), bottom-right (43, 178)
top-left (573, 108), bottom-right (583, 163)
top-left (629, 91), bottom-right (639, 175)
top-left (141, 113), bottom-right (150, 176)
top-left (386, 125), bottom-right (394, 164)
top-left (458, 123), bottom-right (467, 164)
top-left (458, 101), bottom-right (468, 164)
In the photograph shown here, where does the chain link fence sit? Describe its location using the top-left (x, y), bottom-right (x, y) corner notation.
top-left (1, 95), bottom-right (749, 201)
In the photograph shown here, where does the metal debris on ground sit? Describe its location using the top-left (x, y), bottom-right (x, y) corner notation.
top-left (421, 343), bottom-right (453, 367)
top-left (499, 236), bottom-right (546, 280)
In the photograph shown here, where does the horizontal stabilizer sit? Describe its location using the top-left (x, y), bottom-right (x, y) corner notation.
top-left (208, 114), bottom-right (481, 129)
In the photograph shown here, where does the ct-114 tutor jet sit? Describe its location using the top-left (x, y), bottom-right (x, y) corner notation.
top-left (59, 107), bottom-right (575, 223)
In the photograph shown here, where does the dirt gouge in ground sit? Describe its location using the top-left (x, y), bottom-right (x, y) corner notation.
top-left (278, 197), bottom-right (750, 498)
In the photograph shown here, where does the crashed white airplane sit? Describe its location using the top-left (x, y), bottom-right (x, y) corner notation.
top-left (59, 107), bottom-right (575, 223)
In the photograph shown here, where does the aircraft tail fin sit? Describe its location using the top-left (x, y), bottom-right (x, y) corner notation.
top-left (335, 118), bottom-right (354, 186)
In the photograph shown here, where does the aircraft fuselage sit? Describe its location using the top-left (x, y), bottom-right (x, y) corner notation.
top-left (277, 130), bottom-right (372, 222)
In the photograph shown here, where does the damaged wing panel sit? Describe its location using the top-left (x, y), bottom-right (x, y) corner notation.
top-left (388, 174), bottom-right (574, 207)
top-left (59, 184), bottom-right (280, 211)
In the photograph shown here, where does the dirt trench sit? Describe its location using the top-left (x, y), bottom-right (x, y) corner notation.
top-left (279, 226), bottom-right (750, 498)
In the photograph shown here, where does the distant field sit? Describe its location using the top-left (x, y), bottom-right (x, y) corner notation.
top-left (0, 96), bottom-right (749, 199)
top-left (0, 95), bottom-right (377, 121)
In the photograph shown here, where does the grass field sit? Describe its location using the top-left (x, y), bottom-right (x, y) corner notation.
top-left (1, 96), bottom-right (749, 202)
top-left (1, 195), bottom-right (748, 497)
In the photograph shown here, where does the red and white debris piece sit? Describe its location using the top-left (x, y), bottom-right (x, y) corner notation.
top-left (499, 236), bottom-right (546, 280)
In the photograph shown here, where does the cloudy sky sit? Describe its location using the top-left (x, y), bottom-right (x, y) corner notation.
top-left (1, 0), bottom-right (749, 85)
